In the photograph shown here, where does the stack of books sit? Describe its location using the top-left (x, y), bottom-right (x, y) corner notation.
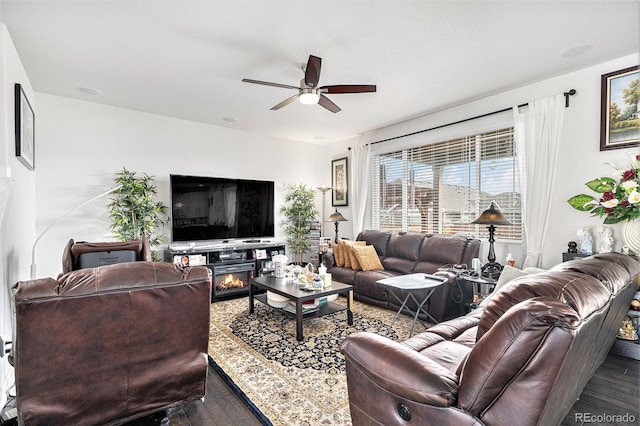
top-left (283, 299), bottom-right (319, 314)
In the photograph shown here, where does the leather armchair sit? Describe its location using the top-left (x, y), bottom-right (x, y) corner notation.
top-left (61, 237), bottom-right (151, 274)
top-left (339, 253), bottom-right (640, 426)
top-left (12, 261), bottom-right (211, 425)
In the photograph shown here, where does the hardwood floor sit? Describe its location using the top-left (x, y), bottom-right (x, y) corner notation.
top-left (127, 352), bottom-right (638, 426)
top-left (560, 354), bottom-right (639, 426)
top-left (126, 367), bottom-right (263, 426)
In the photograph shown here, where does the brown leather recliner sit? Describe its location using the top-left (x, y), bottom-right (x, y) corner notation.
top-left (339, 253), bottom-right (640, 426)
top-left (61, 237), bottom-right (152, 274)
top-left (12, 261), bottom-right (211, 426)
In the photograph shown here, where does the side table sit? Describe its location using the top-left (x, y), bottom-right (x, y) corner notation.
top-left (376, 273), bottom-right (448, 338)
top-left (455, 270), bottom-right (497, 311)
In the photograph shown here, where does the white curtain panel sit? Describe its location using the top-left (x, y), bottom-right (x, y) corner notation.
top-left (513, 94), bottom-right (565, 268)
top-left (350, 142), bottom-right (372, 236)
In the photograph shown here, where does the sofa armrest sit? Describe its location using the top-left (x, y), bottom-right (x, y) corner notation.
top-left (12, 278), bottom-right (59, 301)
top-left (323, 252), bottom-right (336, 269)
top-left (339, 332), bottom-right (458, 407)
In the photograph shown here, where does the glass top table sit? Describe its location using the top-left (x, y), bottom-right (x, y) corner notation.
top-left (377, 273), bottom-right (448, 338)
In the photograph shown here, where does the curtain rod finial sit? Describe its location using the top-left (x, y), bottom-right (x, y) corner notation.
top-left (564, 89), bottom-right (576, 107)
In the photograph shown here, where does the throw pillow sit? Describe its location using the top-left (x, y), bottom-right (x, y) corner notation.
top-left (479, 265), bottom-right (528, 308)
top-left (332, 244), bottom-right (345, 267)
top-left (338, 240), bottom-right (365, 269)
top-left (349, 249), bottom-right (362, 270)
top-left (352, 245), bottom-right (384, 271)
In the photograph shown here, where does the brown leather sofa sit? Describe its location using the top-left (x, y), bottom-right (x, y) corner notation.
top-left (323, 229), bottom-right (480, 322)
top-left (12, 261), bottom-right (211, 425)
top-left (339, 252), bottom-right (639, 426)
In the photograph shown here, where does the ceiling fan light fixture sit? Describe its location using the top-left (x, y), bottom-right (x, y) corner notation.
top-left (299, 91), bottom-right (320, 105)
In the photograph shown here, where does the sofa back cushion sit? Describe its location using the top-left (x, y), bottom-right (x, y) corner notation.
top-left (381, 232), bottom-right (425, 274)
top-left (550, 252), bottom-right (640, 295)
top-left (413, 234), bottom-right (470, 274)
top-left (476, 270), bottom-right (610, 340)
top-left (356, 229), bottom-right (392, 258)
top-left (458, 298), bottom-right (582, 424)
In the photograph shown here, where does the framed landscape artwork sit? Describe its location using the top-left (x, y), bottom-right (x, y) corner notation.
top-left (332, 157), bottom-right (348, 206)
top-left (600, 66), bottom-right (639, 151)
top-left (15, 83), bottom-right (35, 170)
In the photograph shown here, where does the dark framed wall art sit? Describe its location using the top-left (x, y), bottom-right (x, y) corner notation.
top-left (332, 157), bottom-right (348, 206)
top-left (600, 65), bottom-right (639, 151)
top-left (15, 83), bottom-right (35, 170)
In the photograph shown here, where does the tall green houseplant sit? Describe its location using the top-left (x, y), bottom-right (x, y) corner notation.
top-left (281, 183), bottom-right (319, 264)
top-left (107, 168), bottom-right (168, 258)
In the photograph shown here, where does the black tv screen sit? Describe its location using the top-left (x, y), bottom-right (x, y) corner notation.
top-left (170, 174), bottom-right (275, 242)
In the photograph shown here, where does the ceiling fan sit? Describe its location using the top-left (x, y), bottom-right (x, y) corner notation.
top-left (242, 55), bottom-right (376, 113)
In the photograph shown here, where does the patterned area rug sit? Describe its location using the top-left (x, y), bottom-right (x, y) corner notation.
top-left (208, 296), bottom-right (420, 426)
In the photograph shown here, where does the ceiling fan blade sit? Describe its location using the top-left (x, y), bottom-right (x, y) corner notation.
top-left (242, 78), bottom-right (299, 90)
top-left (270, 94), bottom-right (299, 110)
top-left (304, 55), bottom-right (322, 88)
top-left (319, 84), bottom-right (377, 94)
top-left (318, 94), bottom-right (341, 113)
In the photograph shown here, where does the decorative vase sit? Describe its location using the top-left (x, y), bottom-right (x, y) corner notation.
top-left (621, 219), bottom-right (640, 255)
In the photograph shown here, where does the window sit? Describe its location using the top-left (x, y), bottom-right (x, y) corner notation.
top-left (371, 127), bottom-right (522, 241)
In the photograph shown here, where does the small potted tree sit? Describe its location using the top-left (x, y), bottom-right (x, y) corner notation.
top-left (280, 183), bottom-right (319, 264)
top-left (107, 167), bottom-right (168, 260)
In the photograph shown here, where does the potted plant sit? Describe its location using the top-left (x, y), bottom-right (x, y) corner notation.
top-left (280, 183), bottom-right (319, 264)
top-left (107, 167), bottom-right (168, 260)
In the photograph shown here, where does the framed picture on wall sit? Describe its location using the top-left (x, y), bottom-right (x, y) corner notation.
top-left (15, 83), bottom-right (35, 170)
top-left (600, 65), bottom-right (639, 151)
top-left (332, 157), bottom-right (348, 206)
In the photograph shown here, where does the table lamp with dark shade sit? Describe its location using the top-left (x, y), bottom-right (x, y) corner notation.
top-left (326, 209), bottom-right (347, 243)
top-left (471, 201), bottom-right (512, 279)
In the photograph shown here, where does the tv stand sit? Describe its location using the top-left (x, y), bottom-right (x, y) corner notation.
top-left (165, 241), bottom-right (286, 301)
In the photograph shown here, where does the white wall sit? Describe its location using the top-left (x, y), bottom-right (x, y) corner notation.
top-left (34, 94), bottom-right (326, 278)
top-left (0, 24), bottom-right (36, 409)
top-left (327, 53), bottom-right (639, 270)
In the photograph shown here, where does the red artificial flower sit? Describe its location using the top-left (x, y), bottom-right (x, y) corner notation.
top-left (601, 191), bottom-right (615, 201)
top-left (622, 169), bottom-right (637, 181)
top-left (620, 200), bottom-right (630, 207)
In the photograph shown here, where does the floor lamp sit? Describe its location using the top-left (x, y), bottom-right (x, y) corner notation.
top-left (30, 185), bottom-right (123, 279)
top-left (317, 186), bottom-right (331, 237)
top-left (471, 201), bottom-right (512, 280)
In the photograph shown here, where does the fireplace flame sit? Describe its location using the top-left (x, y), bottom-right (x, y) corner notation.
top-left (218, 273), bottom-right (245, 289)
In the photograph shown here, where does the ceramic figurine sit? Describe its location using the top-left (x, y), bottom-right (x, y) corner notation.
top-left (598, 226), bottom-right (614, 253)
top-left (577, 226), bottom-right (593, 254)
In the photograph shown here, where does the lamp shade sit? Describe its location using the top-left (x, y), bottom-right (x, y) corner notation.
top-left (471, 201), bottom-right (512, 226)
top-left (299, 92), bottom-right (320, 105)
top-left (326, 210), bottom-right (347, 222)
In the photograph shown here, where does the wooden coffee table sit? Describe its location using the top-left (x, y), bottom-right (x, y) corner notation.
top-left (249, 276), bottom-right (353, 341)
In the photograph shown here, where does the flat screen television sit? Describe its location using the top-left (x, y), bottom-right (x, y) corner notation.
top-left (170, 174), bottom-right (275, 242)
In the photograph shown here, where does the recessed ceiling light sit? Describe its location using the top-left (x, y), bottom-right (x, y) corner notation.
top-left (223, 117), bottom-right (239, 123)
top-left (78, 87), bottom-right (103, 96)
top-left (560, 44), bottom-right (592, 58)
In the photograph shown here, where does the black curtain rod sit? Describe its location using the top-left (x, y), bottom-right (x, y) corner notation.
top-left (348, 89), bottom-right (576, 150)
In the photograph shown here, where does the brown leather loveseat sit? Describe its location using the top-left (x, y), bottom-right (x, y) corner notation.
top-left (12, 261), bottom-right (211, 425)
top-left (339, 253), bottom-right (639, 425)
top-left (323, 229), bottom-right (480, 322)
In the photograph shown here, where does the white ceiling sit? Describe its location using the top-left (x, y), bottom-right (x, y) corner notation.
top-left (1, 1), bottom-right (638, 144)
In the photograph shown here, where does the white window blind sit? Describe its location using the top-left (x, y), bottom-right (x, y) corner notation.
top-left (372, 127), bottom-right (522, 241)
